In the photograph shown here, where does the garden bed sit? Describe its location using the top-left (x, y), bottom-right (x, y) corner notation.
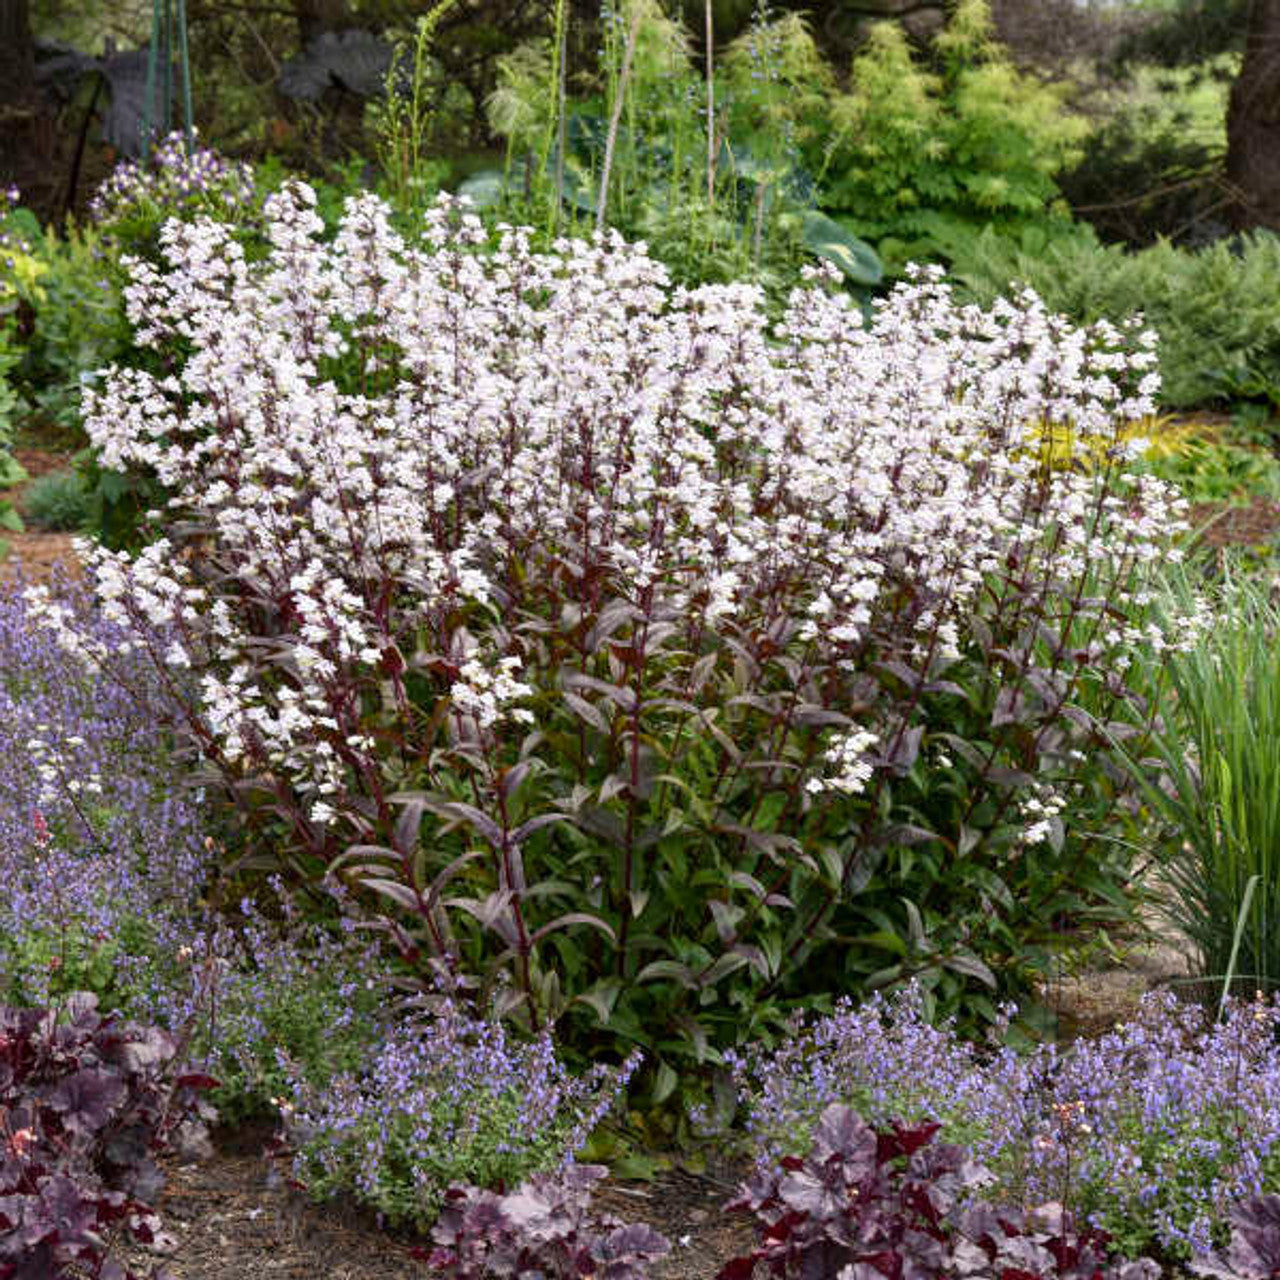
top-left (121, 1134), bottom-right (749, 1280)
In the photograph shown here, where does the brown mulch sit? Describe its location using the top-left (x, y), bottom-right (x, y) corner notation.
top-left (1189, 495), bottom-right (1280, 549)
top-left (1, 447), bottom-right (80, 585)
top-left (115, 1125), bottom-right (751, 1280)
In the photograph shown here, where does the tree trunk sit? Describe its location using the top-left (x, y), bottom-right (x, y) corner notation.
top-left (1227, 0), bottom-right (1280, 230)
top-left (0, 0), bottom-right (36, 110)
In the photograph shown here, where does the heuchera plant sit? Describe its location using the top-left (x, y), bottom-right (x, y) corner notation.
top-left (0, 993), bottom-right (216, 1280)
top-left (27, 182), bottom-right (1195, 1094)
top-left (426, 1164), bottom-right (670, 1280)
top-left (1193, 1195), bottom-right (1280, 1280)
top-left (719, 1103), bottom-right (1159, 1280)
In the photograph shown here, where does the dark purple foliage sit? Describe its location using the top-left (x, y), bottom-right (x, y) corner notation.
top-left (1193, 1195), bottom-right (1280, 1280)
top-left (719, 1104), bottom-right (1160, 1280)
top-left (426, 1164), bottom-right (670, 1280)
top-left (0, 993), bottom-right (216, 1280)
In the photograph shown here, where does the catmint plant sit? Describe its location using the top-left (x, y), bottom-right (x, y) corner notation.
top-left (0, 578), bottom-right (208, 1010)
top-left (725, 984), bottom-right (1280, 1261)
top-left (27, 182), bottom-right (1195, 1095)
top-left (281, 996), bottom-right (641, 1230)
top-left (89, 131), bottom-right (256, 244)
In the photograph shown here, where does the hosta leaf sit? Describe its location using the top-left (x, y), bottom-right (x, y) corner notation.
top-left (799, 210), bottom-right (883, 286)
top-left (456, 169), bottom-right (510, 209)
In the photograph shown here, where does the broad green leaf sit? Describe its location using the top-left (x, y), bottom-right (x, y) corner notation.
top-left (800, 210), bottom-right (883, 286)
top-left (456, 170), bottom-right (509, 209)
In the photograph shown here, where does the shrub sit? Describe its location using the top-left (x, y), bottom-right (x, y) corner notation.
top-left (282, 995), bottom-right (641, 1230)
top-left (427, 1164), bottom-right (670, 1279)
top-left (89, 130), bottom-right (258, 254)
top-left (23, 468), bottom-right (89, 531)
top-left (27, 183), bottom-right (1191, 1102)
top-left (12, 222), bottom-right (133, 438)
top-left (0, 992), bottom-right (216, 1280)
top-left (719, 1102), bottom-right (1159, 1280)
top-left (818, 0), bottom-right (1089, 275)
top-left (724, 985), bottom-right (1280, 1260)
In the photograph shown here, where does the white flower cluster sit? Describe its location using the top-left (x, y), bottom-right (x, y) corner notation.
top-left (25, 184), bottom-right (1187, 815)
top-left (451, 656), bottom-right (536, 731)
top-left (806, 729), bottom-right (881, 797)
top-left (26, 728), bottom-right (105, 809)
top-left (1018, 786), bottom-right (1068, 847)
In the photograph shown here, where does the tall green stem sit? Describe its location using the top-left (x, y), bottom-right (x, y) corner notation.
top-left (705, 0), bottom-right (715, 208)
top-left (597, 2), bottom-right (644, 233)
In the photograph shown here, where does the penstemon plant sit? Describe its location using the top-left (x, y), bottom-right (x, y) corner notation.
top-left (27, 184), bottom-right (1194, 1102)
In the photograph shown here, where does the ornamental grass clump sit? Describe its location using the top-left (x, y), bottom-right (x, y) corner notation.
top-left (282, 995), bottom-right (641, 1231)
top-left (728, 984), bottom-right (1280, 1262)
top-left (1118, 564), bottom-right (1280, 996)
top-left (27, 183), bottom-right (1194, 1094)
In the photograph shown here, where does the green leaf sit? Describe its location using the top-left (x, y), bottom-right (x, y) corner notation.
top-left (4, 207), bottom-right (43, 243)
top-left (799, 211), bottom-right (883, 286)
top-left (650, 1060), bottom-right (679, 1107)
top-left (942, 951), bottom-right (997, 988)
top-left (636, 959), bottom-right (695, 986)
top-left (456, 170), bottom-right (510, 209)
top-left (611, 1150), bottom-right (666, 1181)
top-left (574, 978), bottom-right (624, 1025)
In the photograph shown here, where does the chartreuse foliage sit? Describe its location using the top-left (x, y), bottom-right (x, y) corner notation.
top-left (471, 0), bottom-right (1090, 296)
top-left (816, 0), bottom-right (1089, 275)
